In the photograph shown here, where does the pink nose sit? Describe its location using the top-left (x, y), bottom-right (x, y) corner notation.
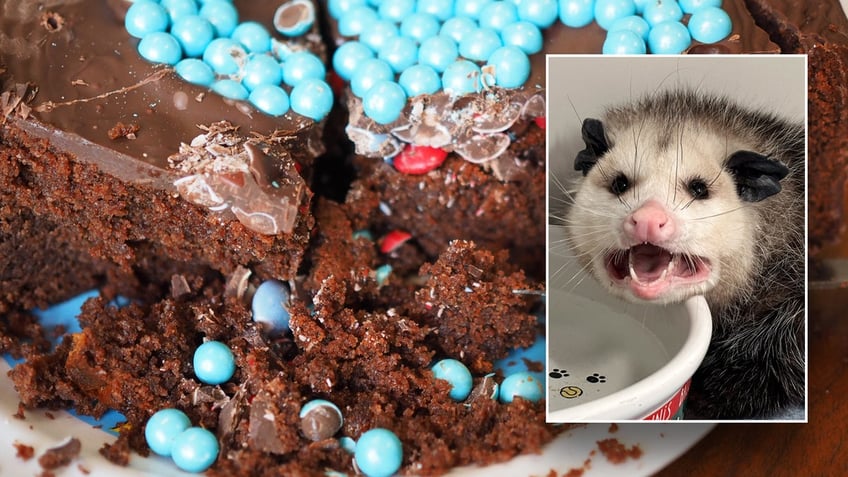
top-left (625, 201), bottom-right (676, 244)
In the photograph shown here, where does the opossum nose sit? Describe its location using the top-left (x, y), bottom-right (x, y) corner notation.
top-left (626, 201), bottom-right (676, 244)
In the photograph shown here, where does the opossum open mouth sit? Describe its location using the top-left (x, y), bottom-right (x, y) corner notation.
top-left (605, 244), bottom-right (711, 301)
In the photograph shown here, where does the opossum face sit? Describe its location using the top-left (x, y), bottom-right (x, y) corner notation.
top-left (567, 117), bottom-right (788, 305)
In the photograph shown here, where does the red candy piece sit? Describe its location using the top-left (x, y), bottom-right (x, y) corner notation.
top-left (393, 144), bottom-right (448, 175)
top-left (379, 230), bottom-right (412, 254)
top-left (534, 116), bottom-right (546, 129)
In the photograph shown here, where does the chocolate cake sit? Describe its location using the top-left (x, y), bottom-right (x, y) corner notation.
top-left (0, 0), bottom-right (845, 475)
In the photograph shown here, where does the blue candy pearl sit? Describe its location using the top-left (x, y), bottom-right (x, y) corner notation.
top-left (360, 20), bottom-right (399, 52)
top-left (231, 21), bottom-right (272, 53)
top-left (486, 45), bottom-right (530, 88)
top-left (458, 27), bottom-right (502, 62)
top-left (378, 36), bottom-right (419, 73)
top-left (679, 0), bottom-right (721, 14)
top-left (442, 59), bottom-right (481, 95)
top-left (609, 14), bottom-right (651, 40)
top-left (125, 1), bottom-right (170, 39)
top-left (199, 0), bottom-right (239, 37)
top-left (251, 279), bottom-right (292, 334)
top-left (351, 58), bottom-right (395, 98)
top-left (603, 29), bottom-right (647, 54)
top-left (242, 55), bottom-right (283, 91)
top-left (300, 399), bottom-right (344, 422)
top-left (440, 16), bottom-right (477, 44)
top-left (211, 79), bottom-right (249, 100)
top-left (647, 20), bottom-right (691, 53)
top-left (418, 36), bottom-right (459, 73)
top-left (594, 0), bottom-right (637, 30)
top-left (250, 85), bottom-right (291, 116)
top-left (332, 41), bottom-right (375, 81)
top-left (203, 38), bottom-right (246, 75)
top-left (399, 64), bottom-right (441, 97)
top-left (642, 0), bottom-right (684, 26)
top-left (499, 371), bottom-right (544, 403)
top-left (400, 12), bottom-right (441, 43)
top-left (478, 1), bottom-right (519, 32)
top-left (558, 0), bottom-right (596, 28)
top-left (145, 408), bottom-right (191, 457)
top-left (160, 0), bottom-right (198, 24)
top-left (175, 58), bottom-right (215, 86)
top-left (687, 6), bottom-right (732, 44)
top-left (431, 358), bottom-right (473, 401)
top-left (362, 80), bottom-right (407, 125)
top-left (633, 0), bottom-right (651, 13)
top-left (283, 51), bottom-right (326, 87)
top-left (454, 0), bottom-right (494, 20)
top-left (170, 15), bottom-right (214, 58)
top-left (290, 78), bottom-right (334, 121)
top-left (193, 340), bottom-right (236, 385)
top-left (374, 264), bottom-right (392, 286)
top-left (354, 428), bottom-right (403, 477)
top-left (517, 0), bottom-right (559, 28)
top-left (274, 0), bottom-right (316, 37)
top-left (171, 427), bottom-right (219, 473)
top-left (328, 0), bottom-right (368, 19)
top-left (417, 0), bottom-right (455, 21)
top-left (339, 5), bottom-right (379, 37)
top-left (500, 21), bottom-right (544, 54)
top-left (138, 32), bottom-right (183, 65)
top-left (378, 0), bottom-right (416, 22)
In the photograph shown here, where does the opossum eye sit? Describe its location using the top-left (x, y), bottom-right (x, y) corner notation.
top-left (609, 173), bottom-right (630, 196)
top-left (687, 178), bottom-right (709, 200)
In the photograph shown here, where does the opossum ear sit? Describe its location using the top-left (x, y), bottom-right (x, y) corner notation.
top-left (574, 118), bottom-right (609, 176)
top-left (726, 150), bottom-right (790, 202)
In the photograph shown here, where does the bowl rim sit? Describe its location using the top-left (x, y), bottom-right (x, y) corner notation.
top-left (546, 294), bottom-right (712, 422)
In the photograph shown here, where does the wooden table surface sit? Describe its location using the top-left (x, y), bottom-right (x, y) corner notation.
top-left (655, 287), bottom-right (848, 476)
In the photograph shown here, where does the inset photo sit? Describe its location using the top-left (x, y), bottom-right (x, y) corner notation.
top-left (546, 55), bottom-right (807, 422)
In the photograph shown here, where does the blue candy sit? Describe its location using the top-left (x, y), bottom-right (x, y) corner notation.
top-left (282, 51), bottom-right (326, 87)
top-left (359, 20), bottom-right (400, 52)
top-left (199, 0), bottom-right (239, 37)
top-left (454, 0), bottom-right (495, 20)
top-left (249, 85), bottom-right (291, 116)
top-left (687, 6), bottom-right (732, 44)
top-left (398, 64), bottom-right (441, 97)
top-left (500, 21), bottom-right (544, 54)
top-left (171, 427), bottom-right (220, 473)
top-left (440, 16), bottom-right (477, 44)
top-left (332, 41), bottom-right (375, 81)
top-left (374, 264), bottom-right (392, 286)
top-left (417, 0), bottom-right (455, 21)
top-left (431, 358), bottom-right (473, 401)
top-left (251, 279), bottom-right (292, 334)
top-left (175, 58), bottom-right (216, 86)
top-left (603, 29), bottom-right (647, 54)
top-left (170, 15), bottom-right (214, 58)
top-left (339, 5), bottom-right (379, 37)
top-left (211, 79), bottom-right (249, 100)
top-left (242, 55), bottom-right (284, 91)
top-left (378, 36), bottom-right (419, 73)
top-left (558, 0), bottom-right (596, 28)
top-left (478, 1), bottom-right (519, 32)
top-left (203, 38), bottom-right (246, 75)
top-left (231, 21), bottom-right (272, 53)
top-left (351, 58), bottom-right (395, 98)
top-left (648, 20), bottom-right (691, 53)
top-left (354, 428), bottom-right (403, 477)
top-left (499, 371), bottom-right (544, 403)
top-left (458, 27), bottom-right (502, 62)
top-left (418, 36), bottom-right (459, 73)
top-left (125, 1), bottom-right (170, 39)
top-left (328, 0), bottom-right (368, 19)
top-left (400, 12), bottom-right (441, 43)
top-left (160, 0), bottom-right (199, 24)
top-left (138, 32), bottom-right (183, 65)
top-left (608, 14), bottom-right (651, 41)
top-left (362, 80), bottom-right (407, 125)
top-left (145, 408), bottom-right (191, 457)
top-left (594, 0), bottom-right (637, 30)
top-left (486, 45), bottom-right (530, 88)
top-left (517, 0), bottom-right (559, 28)
top-left (442, 59), bottom-right (481, 95)
top-left (290, 78), bottom-right (334, 121)
top-left (274, 0), bottom-right (316, 37)
top-left (193, 340), bottom-right (236, 385)
top-left (679, 0), bottom-right (722, 14)
top-left (642, 0), bottom-right (684, 26)
top-left (378, 0), bottom-right (415, 22)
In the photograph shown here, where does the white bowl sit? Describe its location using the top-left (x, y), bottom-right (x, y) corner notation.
top-left (546, 258), bottom-right (712, 422)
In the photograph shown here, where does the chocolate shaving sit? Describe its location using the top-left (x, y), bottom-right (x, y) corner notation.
top-left (107, 122), bottom-right (139, 140)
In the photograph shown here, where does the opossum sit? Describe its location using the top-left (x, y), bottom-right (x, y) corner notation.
top-left (560, 89), bottom-right (805, 419)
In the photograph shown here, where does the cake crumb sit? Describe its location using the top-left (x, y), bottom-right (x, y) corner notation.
top-left (13, 441), bottom-right (35, 460)
top-left (107, 122), bottom-right (139, 140)
top-left (77, 463), bottom-right (91, 475)
top-left (38, 437), bottom-right (81, 470)
top-left (596, 438), bottom-right (643, 464)
top-left (608, 423), bottom-right (618, 433)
